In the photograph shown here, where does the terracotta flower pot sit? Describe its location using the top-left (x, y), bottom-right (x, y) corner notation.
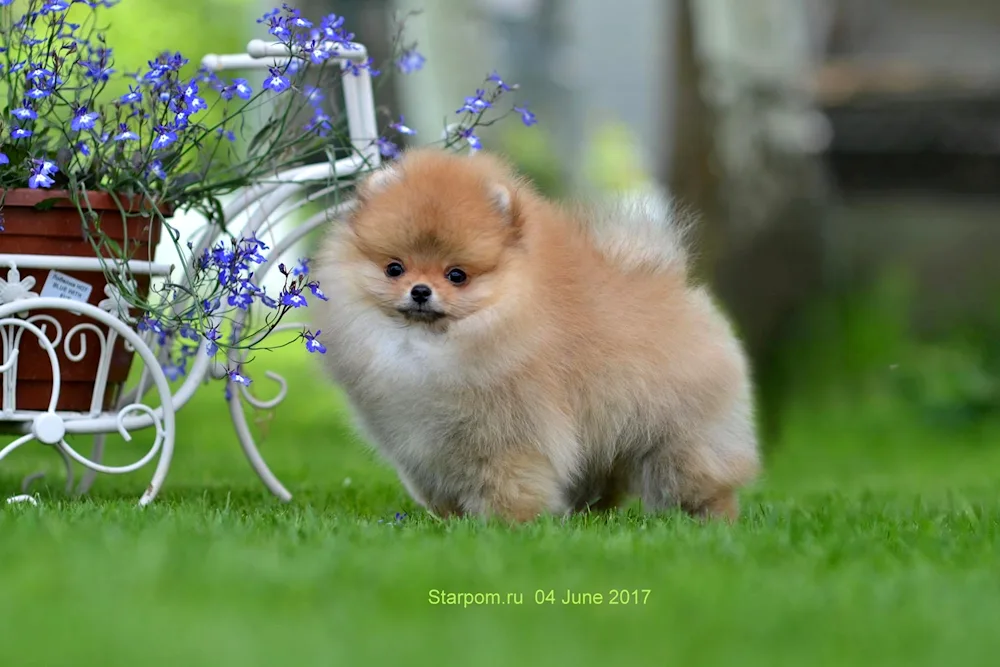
top-left (0, 189), bottom-right (166, 414)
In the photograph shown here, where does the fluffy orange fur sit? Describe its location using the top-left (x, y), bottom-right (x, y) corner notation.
top-left (311, 148), bottom-right (760, 522)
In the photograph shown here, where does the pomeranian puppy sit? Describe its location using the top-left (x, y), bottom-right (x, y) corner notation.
top-left (311, 148), bottom-right (759, 522)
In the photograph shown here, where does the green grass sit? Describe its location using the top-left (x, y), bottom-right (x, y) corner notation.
top-left (3, 346), bottom-right (1000, 666)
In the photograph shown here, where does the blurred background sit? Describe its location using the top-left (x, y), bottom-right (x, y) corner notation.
top-left (116, 0), bottom-right (1000, 484)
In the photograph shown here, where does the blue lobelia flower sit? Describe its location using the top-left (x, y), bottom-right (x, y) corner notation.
top-left (114, 126), bottom-right (139, 141)
top-left (0, 153), bottom-right (8, 165)
top-left (308, 109), bottom-right (333, 132)
top-left (11, 126), bottom-right (32, 139)
top-left (376, 137), bottom-right (399, 159)
top-left (232, 78), bottom-right (252, 100)
top-left (28, 159), bottom-right (58, 189)
top-left (397, 49), bottom-right (425, 74)
top-left (390, 115), bottom-right (416, 136)
top-left (308, 282), bottom-right (329, 301)
top-left (262, 67), bottom-right (290, 93)
top-left (229, 370), bottom-right (252, 387)
top-left (514, 105), bottom-right (538, 127)
top-left (28, 173), bottom-right (54, 188)
top-left (35, 159), bottom-right (58, 176)
top-left (280, 288), bottom-right (308, 308)
top-left (152, 127), bottom-right (177, 150)
top-left (344, 57), bottom-right (379, 77)
top-left (320, 13), bottom-right (355, 47)
top-left (120, 86), bottom-right (142, 104)
top-left (11, 106), bottom-right (37, 121)
top-left (457, 89), bottom-right (491, 115)
top-left (459, 127), bottom-right (482, 151)
top-left (71, 108), bottom-right (100, 132)
top-left (227, 292), bottom-right (252, 310)
top-left (488, 71), bottom-right (515, 92)
top-left (25, 65), bottom-right (54, 83)
top-left (304, 330), bottom-right (327, 354)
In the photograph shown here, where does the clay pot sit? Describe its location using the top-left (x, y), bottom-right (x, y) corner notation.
top-left (0, 189), bottom-right (166, 414)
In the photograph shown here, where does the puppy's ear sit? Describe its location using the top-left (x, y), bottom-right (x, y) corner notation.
top-left (489, 183), bottom-right (523, 227)
top-left (356, 163), bottom-right (401, 201)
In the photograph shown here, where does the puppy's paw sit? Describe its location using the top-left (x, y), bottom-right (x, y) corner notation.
top-left (478, 449), bottom-right (567, 523)
top-left (682, 489), bottom-right (740, 523)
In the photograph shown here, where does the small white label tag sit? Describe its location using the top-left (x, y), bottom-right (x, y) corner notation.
top-left (40, 270), bottom-right (93, 303)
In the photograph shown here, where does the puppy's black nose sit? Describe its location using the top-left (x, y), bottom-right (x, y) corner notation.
top-left (410, 284), bottom-right (432, 304)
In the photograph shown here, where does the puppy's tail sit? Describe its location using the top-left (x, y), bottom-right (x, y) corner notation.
top-left (577, 186), bottom-right (694, 275)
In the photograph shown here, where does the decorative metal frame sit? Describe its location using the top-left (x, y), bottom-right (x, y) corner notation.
top-left (0, 39), bottom-right (379, 506)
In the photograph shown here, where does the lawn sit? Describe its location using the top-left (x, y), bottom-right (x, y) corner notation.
top-left (2, 346), bottom-right (1000, 666)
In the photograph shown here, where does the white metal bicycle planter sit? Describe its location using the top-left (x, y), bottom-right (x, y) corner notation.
top-left (0, 39), bottom-right (379, 506)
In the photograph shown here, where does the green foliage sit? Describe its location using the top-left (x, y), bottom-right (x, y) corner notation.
top-left (766, 266), bottom-right (1000, 440)
top-left (0, 324), bottom-right (999, 665)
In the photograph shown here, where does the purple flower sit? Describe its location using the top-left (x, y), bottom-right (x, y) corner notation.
top-left (188, 96), bottom-right (208, 113)
top-left (114, 124), bottom-right (139, 141)
top-left (263, 68), bottom-right (290, 93)
top-left (162, 362), bottom-right (185, 382)
top-left (320, 13), bottom-right (355, 47)
top-left (25, 65), bottom-right (54, 83)
top-left (397, 49), bottom-right (425, 74)
top-left (344, 57), bottom-right (380, 78)
top-left (308, 282), bottom-right (329, 301)
top-left (377, 137), bottom-right (399, 159)
top-left (280, 288), bottom-right (308, 308)
top-left (83, 60), bottom-right (114, 82)
top-left (27, 160), bottom-right (57, 188)
top-left (488, 71), bottom-right (515, 92)
top-left (229, 370), bottom-right (252, 387)
top-left (11, 126), bottom-right (32, 139)
top-left (28, 172), bottom-right (54, 189)
top-left (459, 128), bottom-right (482, 151)
top-left (205, 327), bottom-right (221, 355)
top-left (291, 258), bottom-right (310, 276)
top-left (390, 115), bottom-right (416, 136)
top-left (227, 292), bottom-right (252, 310)
top-left (148, 160), bottom-right (166, 179)
top-left (152, 127), bottom-right (177, 150)
top-left (71, 108), bottom-right (100, 132)
top-left (35, 160), bottom-right (58, 176)
top-left (514, 105), bottom-right (538, 127)
top-left (41, 1), bottom-right (70, 13)
top-left (216, 128), bottom-right (236, 142)
top-left (232, 78), bottom-right (252, 99)
top-left (11, 106), bottom-right (37, 121)
top-left (457, 90), bottom-right (491, 115)
top-left (304, 330), bottom-right (327, 354)
top-left (305, 111), bottom-right (332, 135)
top-left (25, 88), bottom-right (50, 100)
top-left (302, 85), bottom-right (323, 106)
top-left (0, 153), bottom-right (8, 165)
top-left (121, 86), bottom-right (142, 104)
top-left (182, 81), bottom-right (199, 100)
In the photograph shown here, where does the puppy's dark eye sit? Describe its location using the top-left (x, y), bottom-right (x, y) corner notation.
top-left (445, 268), bottom-right (467, 285)
top-left (385, 261), bottom-right (405, 278)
